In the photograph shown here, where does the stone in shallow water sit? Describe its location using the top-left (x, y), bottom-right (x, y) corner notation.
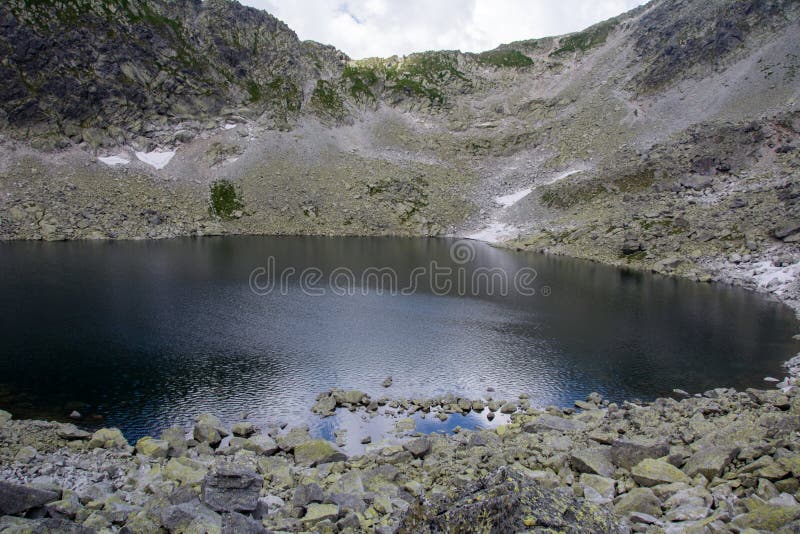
top-left (0, 480), bottom-right (60, 515)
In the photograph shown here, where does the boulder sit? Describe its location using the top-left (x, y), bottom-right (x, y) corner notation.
top-left (222, 511), bottom-right (268, 533)
top-left (0, 409), bottom-right (11, 425)
top-left (614, 487), bottom-right (662, 517)
top-left (88, 428), bottom-right (128, 449)
top-left (160, 501), bottom-right (222, 532)
top-left (732, 503), bottom-right (800, 530)
top-left (293, 440), bottom-right (347, 466)
top-left (202, 465), bottom-right (262, 513)
top-left (683, 446), bottom-right (739, 479)
top-left (680, 174), bottom-right (713, 190)
top-left (611, 438), bottom-right (670, 470)
top-left (164, 457), bottom-right (208, 486)
top-left (160, 426), bottom-right (188, 457)
top-left (193, 413), bottom-right (229, 447)
top-left (774, 222), bottom-right (800, 241)
top-left (56, 423), bottom-right (91, 440)
top-left (570, 447), bottom-right (615, 477)
top-left (579, 474), bottom-right (616, 500)
top-left (276, 427), bottom-right (312, 451)
top-left (522, 414), bottom-right (587, 433)
top-left (632, 459), bottom-right (692, 487)
top-left (135, 437), bottom-right (170, 459)
top-left (232, 422), bottom-right (256, 438)
top-left (0, 481), bottom-right (59, 515)
top-left (302, 503), bottom-right (340, 525)
top-left (292, 483), bottom-right (324, 508)
top-left (403, 437), bottom-right (432, 459)
top-left (242, 434), bottom-right (279, 455)
top-left (332, 389), bottom-right (369, 405)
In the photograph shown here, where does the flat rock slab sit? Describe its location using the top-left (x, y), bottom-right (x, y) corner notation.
top-left (632, 459), bottom-right (692, 487)
top-left (570, 446), bottom-right (615, 478)
top-left (0, 480), bottom-right (60, 515)
top-left (523, 414), bottom-right (587, 433)
top-left (293, 439), bottom-right (347, 466)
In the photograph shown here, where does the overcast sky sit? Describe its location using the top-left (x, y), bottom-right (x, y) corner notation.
top-left (239, 0), bottom-right (648, 59)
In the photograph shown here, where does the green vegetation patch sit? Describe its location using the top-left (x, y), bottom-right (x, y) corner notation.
top-left (310, 79), bottom-right (345, 118)
top-left (551, 20), bottom-right (617, 56)
top-left (209, 179), bottom-right (244, 219)
top-left (342, 64), bottom-right (379, 101)
top-left (475, 50), bottom-right (533, 68)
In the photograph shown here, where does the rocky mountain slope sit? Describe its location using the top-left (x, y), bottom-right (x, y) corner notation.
top-left (0, 0), bottom-right (799, 307)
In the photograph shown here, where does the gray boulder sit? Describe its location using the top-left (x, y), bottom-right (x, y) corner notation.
top-left (611, 438), bottom-right (670, 470)
top-left (0, 480), bottom-right (60, 515)
top-left (202, 465), bottom-right (262, 513)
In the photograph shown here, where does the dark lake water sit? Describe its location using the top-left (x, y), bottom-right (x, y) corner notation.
top-left (0, 236), bottom-right (798, 448)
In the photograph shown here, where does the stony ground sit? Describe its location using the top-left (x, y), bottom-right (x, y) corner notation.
top-left (2, 359), bottom-right (800, 533)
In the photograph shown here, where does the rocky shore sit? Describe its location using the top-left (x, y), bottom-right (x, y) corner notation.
top-left (2, 354), bottom-right (800, 533)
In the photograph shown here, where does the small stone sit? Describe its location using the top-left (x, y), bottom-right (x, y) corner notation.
top-left (69, 411), bottom-right (82, 420)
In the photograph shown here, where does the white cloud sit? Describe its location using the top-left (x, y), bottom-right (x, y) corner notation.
top-left (240, 0), bottom-right (647, 59)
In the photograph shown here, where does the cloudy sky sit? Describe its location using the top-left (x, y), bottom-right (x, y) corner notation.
top-left (240, 0), bottom-right (647, 59)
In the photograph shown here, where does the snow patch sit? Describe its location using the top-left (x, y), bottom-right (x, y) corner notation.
top-left (98, 155), bottom-right (130, 166)
top-left (495, 188), bottom-right (532, 208)
top-left (751, 260), bottom-right (800, 290)
top-left (223, 123), bottom-right (238, 130)
top-left (466, 223), bottom-right (520, 243)
top-left (135, 150), bottom-right (176, 170)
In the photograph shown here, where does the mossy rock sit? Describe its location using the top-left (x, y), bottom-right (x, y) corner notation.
top-left (209, 179), bottom-right (244, 219)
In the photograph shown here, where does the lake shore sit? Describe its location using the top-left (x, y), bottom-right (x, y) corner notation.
top-left (2, 357), bottom-right (800, 533)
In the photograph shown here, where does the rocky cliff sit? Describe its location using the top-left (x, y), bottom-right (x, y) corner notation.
top-left (0, 0), bottom-right (799, 307)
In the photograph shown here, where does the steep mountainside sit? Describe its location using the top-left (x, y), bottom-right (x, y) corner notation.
top-left (0, 0), bottom-right (799, 308)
